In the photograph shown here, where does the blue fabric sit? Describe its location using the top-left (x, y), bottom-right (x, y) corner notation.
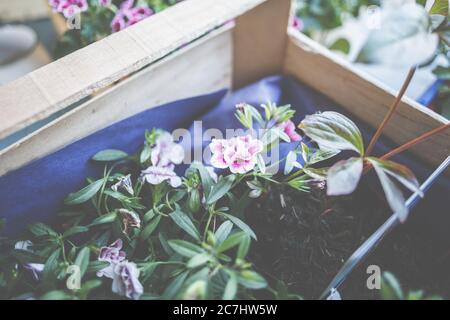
top-left (1, 75), bottom-right (449, 242)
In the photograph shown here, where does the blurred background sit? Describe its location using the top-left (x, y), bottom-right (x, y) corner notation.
top-left (0, 0), bottom-right (448, 119)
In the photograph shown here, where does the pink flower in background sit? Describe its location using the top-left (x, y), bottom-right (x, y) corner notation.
top-left (277, 120), bottom-right (302, 142)
top-left (141, 166), bottom-right (182, 188)
top-left (111, 0), bottom-right (154, 33)
top-left (49, 0), bottom-right (88, 18)
top-left (210, 135), bottom-right (263, 174)
top-left (98, 0), bottom-right (112, 6)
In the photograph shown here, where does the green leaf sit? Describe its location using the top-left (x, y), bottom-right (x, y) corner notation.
top-left (43, 248), bottom-right (61, 279)
top-left (217, 232), bottom-right (246, 253)
top-left (368, 158), bottom-right (421, 195)
top-left (187, 253), bottom-right (211, 269)
top-left (190, 162), bottom-right (214, 198)
top-left (433, 66), bottom-right (450, 80)
top-left (64, 179), bottom-right (104, 205)
top-left (329, 38), bottom-right (350, 54)
top-left (308, 148), bottom-right (340, 165)
top-left (169, 208), bottom-right (201, 241)
top-left (299, 111), bottom-right (364, 155)
top-left (86, 261), bottom-right (110, 274)
top-left (29, 223), bottom-right (58, 237)
top-left (284, 150), bottom-right (297, 175)
top-left (355, 4), bottom-right (438, 66)
top-left (92, 149), bottom-right (128, 162)
top-left (89, 211), bottom-right (118, 227)
top-left (303, 167), bottom-right (328, 181)
top-left (214, 221), bottom-right (233, 244)
top-left (162, 270), bottom-right (189, 299)
top-left (63, 226), bottom-right (89, 238)
top-left (368, 158), bottom-right (408, 222)
top-left (140, 144), bottom-right (152, 164)
top-left (237, 234), bottom-right (251, 260)
top-left (238, 270), bottom-right (267, 289)
top-left (168, 240), bottom-right (204, 258)
top-left (75, 247), bottom-right (90, 279)
top-left (430, 0), bottom-right (449, 16)
top-left (207, 175), bottom-right (236, 205)
top-left (221, 213), bottom-right (257, 240)
top-left (380, 272), bottom-right (404, 300)
top-left (222, 272), bottom-right (238, 300)
top-left (40, 290), bottom-right (73, 300)
top-left (140, 215), bottom-right (161, 240)
top-left (327, 157), bottom-right (363, 196)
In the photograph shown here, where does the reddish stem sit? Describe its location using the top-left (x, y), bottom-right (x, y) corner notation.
top-left (363, 122), bottom-right (450, 174)
top-left (366, 67), bottom-right (417, 156)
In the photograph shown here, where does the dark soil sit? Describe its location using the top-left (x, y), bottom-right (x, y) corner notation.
top-left (245, 181), bottom-right (450, 300)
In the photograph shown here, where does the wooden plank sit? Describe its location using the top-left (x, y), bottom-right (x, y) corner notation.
top-left (0, 0), bottom-right (49, 22)
top-left (0, 0), bottom-right (268, 142)
top-left (0, 26), bottom-right (232, 176)
top-left (283, 28), bottom-right (450, 168)
top-left (233, 0), bottom-right (292, 89)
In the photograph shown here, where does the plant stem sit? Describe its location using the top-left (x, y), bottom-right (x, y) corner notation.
top-left (366, 67), bottom-right (417, 156)
top-left (363, 122), bottom-right (450, 174)
top-left (380, 122), bottom-right (450, 161)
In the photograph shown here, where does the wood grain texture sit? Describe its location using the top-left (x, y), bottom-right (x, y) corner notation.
top-left (0, 0), bottom-right (268, 141)
top-left (0, 26), bottom-right (232, 176)
top-left (233, 0), bottom-right (292, 89)
top-left (0, 0), bottom-right (49, 22)
top-left (283, 29), bottom-right (450, 168)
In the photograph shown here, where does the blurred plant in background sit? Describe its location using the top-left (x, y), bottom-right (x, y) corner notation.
top-left (295, 0), bottom-right (450, 120)
top-left (380, 272), bottom-right (442, 300)
top-left (51, 0), bottom-right (183, 59)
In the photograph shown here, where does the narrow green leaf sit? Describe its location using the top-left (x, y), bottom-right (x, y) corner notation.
top-left (29, 223), bottom-right (58, 237)
top-left (190, 162), bottom-right (214, 198)
top-left (217, 232), bottom-right (246, 253)
top-left (214, 221), bottom-right (233, 245)
top-left (140, 215), bottom-right (161, 240)
top-left (237, 234), bottom-right (251, 260)
top-left (187, 253), bottom-right (211, 269)
top-left (238, 270), bottom-right (267, 289)
top-left (63, 226), bottom-right (89, 238)
top-left (168, 240), bottom-right (204, 258)
top-left (162, 270), bottom-right (189, 299)
top-left (222, 272), bottom-right (238, 300)
top-left (221, 213), bottom-right (257, 240)
top-left (89, 211), bottom-right (118, 227)
top-left (207, 175), bottom-right (236, 205)
top-left (140, 144), bottom-right (152, 164)
top-left (169, 209), bottom-right (200, 241)
top-left (92, 149), bottom-right (128, 162)
top-left (64, 179), bottom-right (104, 205)
top-left (75, 247), bottom-right (90, 279)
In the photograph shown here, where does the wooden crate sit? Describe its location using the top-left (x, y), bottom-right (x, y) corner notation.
top-left (0, 0), bottom-right (449, 177)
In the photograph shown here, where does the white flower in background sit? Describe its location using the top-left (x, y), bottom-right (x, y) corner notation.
top-left (111, 174), bottom-right (134, 195)
top-left (209, 135), bottom-right (264, 174)
top-left (14, 241), bottom-right (45, 281)
top-left (96, 239), bottom-right (143, 300)
top-left (97, 239), bottom-right (127, 279)
top-left (151, 132), bottom-right (184, 168)
top-left (141, 166), bottom-right (182, 188)
top-left (112, 260), bottom-right (143, 300)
